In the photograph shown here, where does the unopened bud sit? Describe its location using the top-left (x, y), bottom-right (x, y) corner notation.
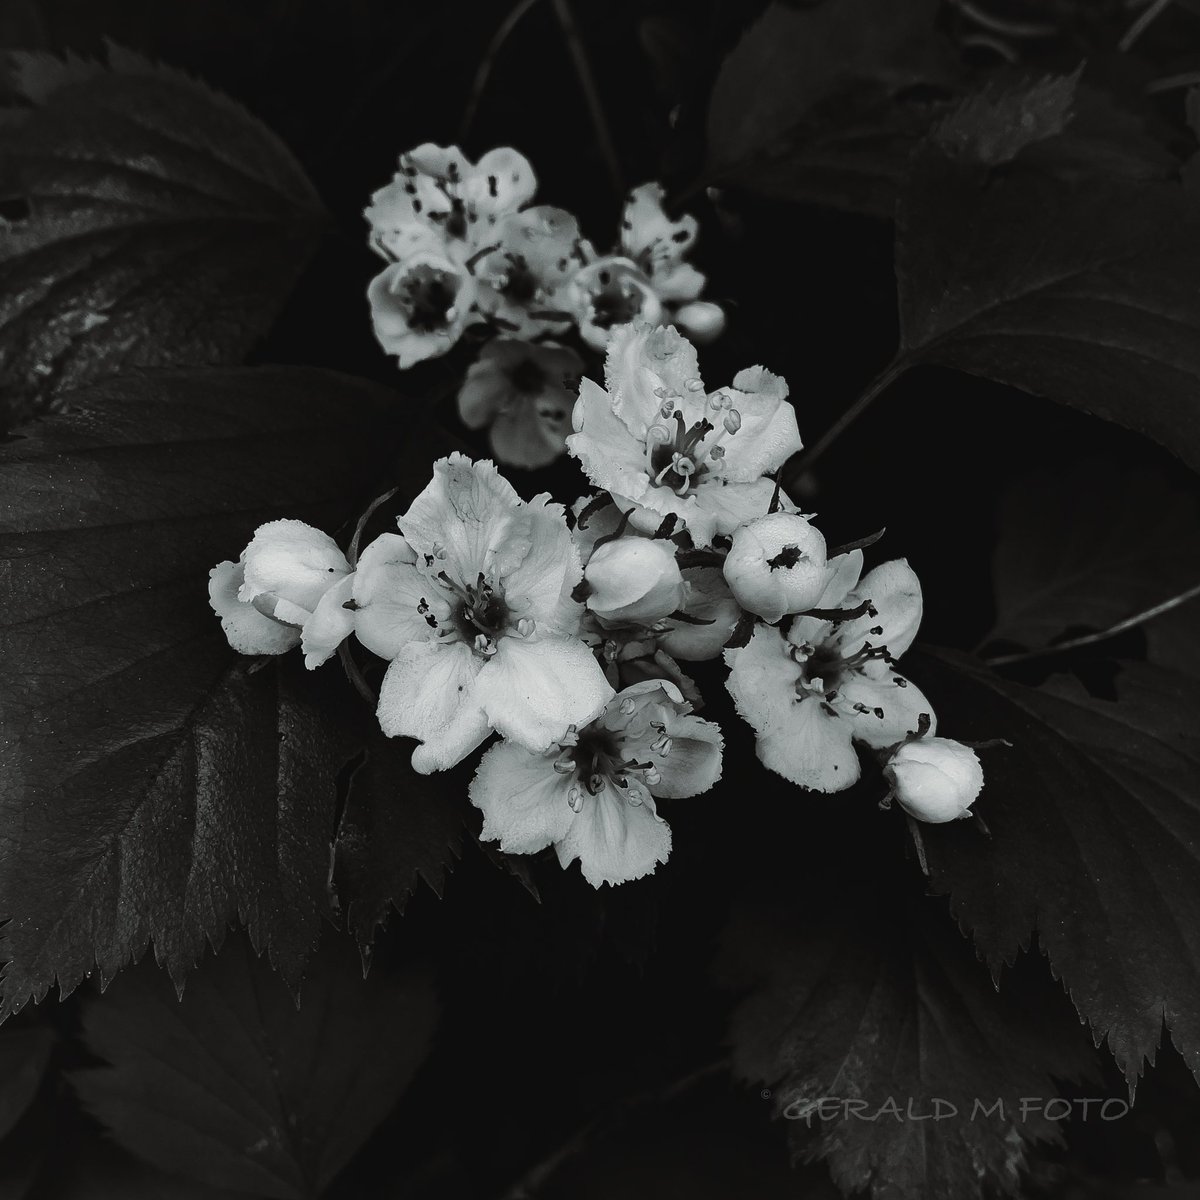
top-left (584, 536), bottom-right (685, 628)
top-left (884, 737), bottom-right (983, 824)
top-left (723, 512), bottom-right (829, 623)
top-left (674, 300), bottom-right (726, 344)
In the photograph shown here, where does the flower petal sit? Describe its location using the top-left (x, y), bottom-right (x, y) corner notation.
top-left (353, 533), bottom-right (447, 659)
top-left (567, 378), bottom-right (654, 504)
top-left (239, 519), bottom-right (350, 614)
top-left (838, 667), bottom-right (937, 749)
top-left (555, 780), bottom-right (671, 887)
top-left (838, 558), bottom-right (924, 659)
top-left (653, 711), bottom-right (723, 798)
top-left (377, 640), bottom-right (490, 773)
top-left (659, 567), bottom-right (740, 661)
top-left (301, 573), bottom-right (356, 668)
top-left (470, 740), bottom-right (577, 855)
top-left (209, 560), bottom-right (300, 656)
top-left (475, 635), bottom-right (613, 751)
top-left (466, 147), bottom-right (537, 218)
top-left (603, 322), bottom-right (703, 437)
top-left (368, 256), bottom-right (476, 368)
top-left (720, 367), bottom-right (804, 482)
top-left (620, 183), bottom-right (697, 270)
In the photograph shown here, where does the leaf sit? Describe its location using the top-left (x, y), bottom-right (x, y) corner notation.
top-left (0, 367), bottom-right (413, 1014)
top-left (986, 459), bottom-right (1200, 653)
top-left (703, 0), bottom-right (952, 216)
top-left (912, 650), bottom-right (1200, 1088)
top-left (896, 148), bottom-right (1200, 473)
top-left (333, 732), bottom-right (471, 954)
top-left (0, 1022), bottom-right (54, 1139)
top-left (0, 44), bottom-right (324, 426)
top-left (718, 865), bottom-right (1095, 1199)
top-left (72, 933), bottom-right (437, 1200)
top-left (932, 70), bottom-right (1080, 166)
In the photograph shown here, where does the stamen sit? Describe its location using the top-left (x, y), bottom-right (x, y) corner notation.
top-left (517, 617), bottom-right (536, 638)
top-left (619, 697), bottom-right (637, 716)
top-left (651, 734), bottom-right (673, 756)
top-left (686, 377), bottom-right (705, 392)
top-left (568, 786), bottom-right (585, 813)
top-left (553, 754), bottom-right (575, 774)
top-left (723, 409), bottom-right (742, 434)
top-left (473, 633), bottom-right (497, 656)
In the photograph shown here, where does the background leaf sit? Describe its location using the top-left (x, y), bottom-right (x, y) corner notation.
top-left (718, 853), bottom-right (1095, 1200)
top-left (896, 149), bottom-right (1200, 472)
top-left (73, 933), bottom-right (437, 1199)
top-left (913, 650), bottom-right (1200, 1088)
top-left (0, 367), bottom-right (411, 1013)
top-left (0, 44), bottom-right (324, 427)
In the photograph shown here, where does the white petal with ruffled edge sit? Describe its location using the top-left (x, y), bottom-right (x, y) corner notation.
top-left (239, 519), bottom-right (350, 614)
top-left (651, 711), bottom-right (724, 798)
top-left (377, 640), bottom-right (490, 773)
top-left (837, 666), bottom-right (937, 750)
top-left (470, 741), bottom-right (577, 855)
top-left (352, 533), bottom-right (447, 660)
top-left (209, 560), bottom-right (301, 656)
top-left (836, 558), bottom-right (924, 659)
top-left (554, 779), bottom-right (671, 887)
top-left (301, 573), bottom-right (356, 669)
top-left (475, 636), bottom-right (613, 752)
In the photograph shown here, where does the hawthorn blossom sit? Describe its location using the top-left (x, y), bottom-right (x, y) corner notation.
top-left (885, 737), bottom-right (983, 823)
top-left (458, 340), bottom-right (582, 469)
top-left (368, 251), bottom-right (478, 368)
top-left (366, 144), bottom-right (536, 264)
top-left (209, 520), bottom-right (354, 668)
top-left (473, 206), bottom-right (591, 337)
top-left (566, 323), bottom-right (803, 547)
top-left (471, 680), bottom-right (723, 887)
top-left (352, 454), bottom-right (612, 773)
top-left (725, 554), bottom-right (935, 792)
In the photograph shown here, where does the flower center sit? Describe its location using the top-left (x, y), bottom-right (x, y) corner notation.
top-left (790, 634), bottom-right (894, 718)
top-left (642, 393), bottom-right (741, 497)
top-left (552, 722), bottom-right (666, 812)
top-left (395, 264), bottom-right (461, 332)
top-left (508, 357), bottom-right (547, 395)
top-left (768, 545), bottom-right (806, 571)
top-left (434, 570), bottom-right (514, 655)
top-left (497, 253), bottom-right (538, 304)
top-left (587, 268), bottom-right (649, 330)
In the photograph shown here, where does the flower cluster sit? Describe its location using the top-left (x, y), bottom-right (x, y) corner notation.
top-left (210, 322), bottom-right (988, 888)
top-left (365, 145), bottom-right (725, 470)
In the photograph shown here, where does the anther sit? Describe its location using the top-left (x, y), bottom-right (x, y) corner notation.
top-left (619, 697), bottom-right (637, 716)
top-left (553, 754), bottom-right (575, 774)
top-left (652, 734), bottom-right (673, 756)
top-left (517, 617), bottom-right (536, 638)
top-left (568, 786), bottom-right (585, 813)
top-left (473, 633), bottom-right (496, 656)
top-left (724, 409), bottom-right (742, 434)
top-left (686, 377), bottom-right (705, 392)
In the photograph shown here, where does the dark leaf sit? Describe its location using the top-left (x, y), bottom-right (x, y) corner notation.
top-left (73, 933), bottom-right (437, 1200)
top-left (987, 459), bottom-right (1200, 653)
top-left (0, 45), bottom-right (324, 426)
top-left (0, 367), bottom-right (411, 1013)
top-left (896, 149), bottom-right (1200, 472)
top-left (912, 650), bottom-right (1200, 1088)
top-left (333, 732), bottom-right (470, 954)
top-left (719, 866), bottom-right (1095, 1199)
top-left (703, 0), bottom-right (952, 216)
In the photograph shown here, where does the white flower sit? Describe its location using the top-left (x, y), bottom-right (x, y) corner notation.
top-left (470, 679), bottom-right (723, 887)
top-left (659, 566), bottom-right (740, 661)
top-left (209, 520), bottom-right (354, 669)
top-left (473, 206), bottom-right (592, 337)
top-left (457, 340), bottom-right (582, 470)
top-left (352, 454), bottom-right (613, 773)
top-left (567, 257), bottom-right (664, 351)
top-left (725, 555), bottom-right (936, 792)
top-left (584, 536), bottom-right (685, 628)
top-left (885, 737), bottom-right (983, 823)
top-left (366, 144), bottom-right (537, 264)
top-left (368, 252), bottom-right (478, 368)
top-left (566, 323), bottom-right (803, 548)
top-left (723, 512), bottom-right (829, 624)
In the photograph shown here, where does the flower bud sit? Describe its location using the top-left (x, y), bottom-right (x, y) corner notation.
top-left (584, 536), bottom-right (684, 628)
top-left (885, 737), bottom-right (983, 824)
top-left (722, 513), bottom-right (828, 623)
top-left (674, 300), bottom-right (726, 343)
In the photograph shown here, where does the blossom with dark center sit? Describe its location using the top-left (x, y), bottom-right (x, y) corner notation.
top-left (470, 679), bottom-right (722, 887)
top-left (351, 454), bottom-right (612, 773)
top-left (368, 252), bottom-right (477, 368)
top-left (365, 144), bottom-right (537, 264)
top-left (457, 340), bottom-right (582, 469)
top-left (567, 258), bottom-right (664, 350)
top-left (725, 554), bottom-right (936, 792)
top-left (566, 323), bottom-right (803, 547)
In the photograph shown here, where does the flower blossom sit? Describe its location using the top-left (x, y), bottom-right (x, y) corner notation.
top-left (351, 454), bottom-right (613, 773)
top-left (368, 250), bottom-right (478, 369)
top-left (885, 737), bottom-right (983, 823)
top-left (457, 340), bottom-right (582, 469)
top-left (209, 520), bottom-right (355, 669)
top-left (366, 144), bottom-right (537, 264)
top-left (583, 535), bottom-right (684, 628)
top-left (471, 679), bottom-right (723, 887)
top-left (725, 555), bottom-right (935, 792)
top-left (567, 323), bottom-right (803, 548)
top-left (567, 184), bottom-right (723, 350)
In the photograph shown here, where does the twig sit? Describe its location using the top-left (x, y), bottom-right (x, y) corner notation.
top-left (1119, 0), bottom-right (1173, 51)
top-left (784, 355), bottom-right (910, 487)
top-left (1146, 70), bottom-right (1200, 94)
top-left (503, 1057), bottom-right (730, 1198)
top-left (551, 0), bottom-right (624, 202)
top-left (951, 0), bottom-right (1057, 38)
top-left (460, 0), bottom-right (544, 141)
top-left (983, 581), bottom-right (1200, 667)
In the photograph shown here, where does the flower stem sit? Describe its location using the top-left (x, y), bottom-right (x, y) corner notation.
top-left (984, 580), bottom-right (1200, 667)
top-left (460, 0), bottom-right (545, 140)
top-left (551, 0), bottom-right (624, 202)
top-left (784, 354), bottom-right (910, 489)
top-left (1118, 0), bottom-right (1173, 51)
